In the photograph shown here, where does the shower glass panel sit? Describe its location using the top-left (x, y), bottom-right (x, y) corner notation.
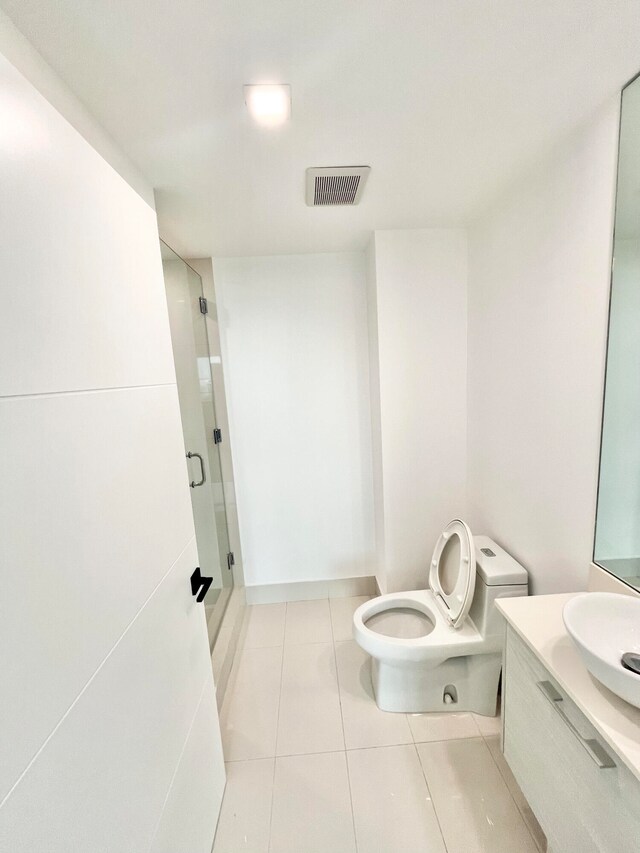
top-left (161, 242), bottom-right (233, 645)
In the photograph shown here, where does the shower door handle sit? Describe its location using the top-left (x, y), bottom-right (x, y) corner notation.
top-left (186, 451), bottom-right (206, 488)
top-left (190, 567), bottom-right (213, 603)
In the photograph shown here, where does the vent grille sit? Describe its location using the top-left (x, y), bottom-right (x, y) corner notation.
top-left (306, 166), bottom-right (370, 206)
top-left (314, 174), bottom-right (361, 205)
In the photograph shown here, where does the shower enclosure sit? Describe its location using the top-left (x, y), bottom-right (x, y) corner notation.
top-left (161, 242), bottom-right (234, 644)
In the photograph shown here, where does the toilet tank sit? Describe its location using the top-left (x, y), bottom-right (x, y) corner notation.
top-left (469, 536), bottom-right (529, 638)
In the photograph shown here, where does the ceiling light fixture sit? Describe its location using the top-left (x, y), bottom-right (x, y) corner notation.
top-left (244, 84), bottom-right (291, 127)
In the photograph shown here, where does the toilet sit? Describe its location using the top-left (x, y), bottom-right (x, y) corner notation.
top-left (352, 520), bottom-right (528, 715)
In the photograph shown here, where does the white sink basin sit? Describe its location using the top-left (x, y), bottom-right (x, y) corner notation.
top-left (563, 592), bottom-right (640, 709)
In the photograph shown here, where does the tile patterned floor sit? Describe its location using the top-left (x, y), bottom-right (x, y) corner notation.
top-left (213, 597), bottom-right (546, 853)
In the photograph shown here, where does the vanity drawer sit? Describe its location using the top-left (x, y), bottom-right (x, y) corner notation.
top-left (503, 627), bottom-right (640, 853)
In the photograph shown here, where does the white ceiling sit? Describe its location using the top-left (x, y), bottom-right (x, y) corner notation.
top-left (3, 0), bottom-right (640, 257)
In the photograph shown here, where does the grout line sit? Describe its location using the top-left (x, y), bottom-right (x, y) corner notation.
top-left (482, 733), bottom-right (545, 852)
top-left (226, 747), bottom-right (347, 763)
top-left (282, 600), bottom-right (291, 647)
top-left (224, 734), bottom-right (497, 759)
top-left (217, 637), bottom-right (244, 731)
top-left (223, 757), bottom-right (277, 767)
top-left (343, 735), bottom-right (478, 751)
top-left (0, 535), bottom-right (196, 810)
top-left (266, 606), bottom-right (287, 852)
top-left (329, 601), bottom-right (359, 852)
top-left (281, 598), bottom-right (335, 646)
top-left (225, 732), bottom-right (507, 762)
top-left (413, 741), bottom-right (450, 853)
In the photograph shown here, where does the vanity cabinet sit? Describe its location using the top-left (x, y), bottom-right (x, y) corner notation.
top-left (503, 626), bottom-right (640, 853)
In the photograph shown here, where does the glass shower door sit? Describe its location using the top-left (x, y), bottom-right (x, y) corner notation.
top-left (161, 242), bottom-right (233, 646)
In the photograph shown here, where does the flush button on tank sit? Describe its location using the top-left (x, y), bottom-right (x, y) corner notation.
top-left (480, 547), bottom-right (496, 557)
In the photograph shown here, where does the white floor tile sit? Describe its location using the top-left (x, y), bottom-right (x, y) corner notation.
top-left (269, 752), bottom-right (356, 853)
top-left (408, 711), bottom-right (481, 743)
top-left (347, 745), bottom-right (446, 853)
top-left (276, 642), bottom-right (344, 755)
top-left (473, 710), bottom-right (502, 737)
top-left (473, 694), bottom-right (501, 736)
top-left (329, 596), bottom-right (369, 642)
top-left (335, 641), bottom-right (413, 749)
top-left (485, 735), bottom-right (547, 852)
top-left (242, 604), bottom-right (286, 649)
top-left (417, 737), bottom-right (539, 853)
top-left (220, 646), bottom-right (283, 760)
top-left (212, 759), bottom-right (274, 853)
top-left (284, 599), bottom-right (332, 644)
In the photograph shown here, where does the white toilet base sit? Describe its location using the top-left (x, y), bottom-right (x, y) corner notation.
top-left (371, 652), bottom-right (501, 715)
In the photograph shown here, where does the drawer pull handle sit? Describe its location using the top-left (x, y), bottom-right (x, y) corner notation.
top-left (537, 680), bottom-right (616, 769)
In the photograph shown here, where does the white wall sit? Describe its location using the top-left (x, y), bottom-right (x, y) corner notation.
top-left (0, 39), bottom-right (223, 851)
top-left (467, 99), bottom-right (620, 594)
top-left (213, 252), bottom-right (375, 589)
top-left (368, 229), bottom-right (468, 593)
top-left (596, 238), bottom-right (640, 559)
top-left (216, 107), bottom-right (619, 599)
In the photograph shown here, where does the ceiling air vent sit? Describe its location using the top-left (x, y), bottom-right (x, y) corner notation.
top-left (306, 166), bottom-right (371, 206)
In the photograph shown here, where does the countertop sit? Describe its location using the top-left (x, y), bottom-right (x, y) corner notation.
top-left (496, 592), bottom-right (640, 782)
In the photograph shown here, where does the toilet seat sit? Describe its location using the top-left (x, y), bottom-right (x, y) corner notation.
top-left (353, 589), bottom-right (484, 664)
top-left (352, 519), bottom-right (480, 664)
top-left (429, 518), bottom-right (476, 628)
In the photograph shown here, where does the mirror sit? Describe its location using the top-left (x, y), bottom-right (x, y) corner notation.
top-left (594, 73), bottom-right (640, 589)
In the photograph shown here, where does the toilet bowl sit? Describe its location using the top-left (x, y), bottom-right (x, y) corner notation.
top-left (353, 520), bottom-right (528, 714)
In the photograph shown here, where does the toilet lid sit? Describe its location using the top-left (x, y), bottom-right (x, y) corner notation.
top-left (429, 519), bottom-right (476, 628)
